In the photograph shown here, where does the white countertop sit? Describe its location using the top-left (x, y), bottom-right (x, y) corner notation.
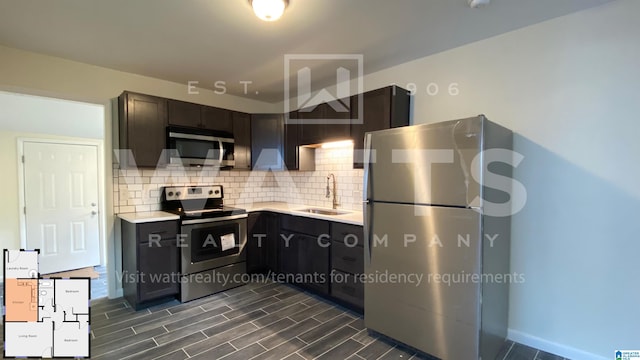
top-left (241, 202), bottom-right (363, 226)
top-left (117, 203), bottom-right (363, 226)
top-left (118, 211), bottom-right (180, 224)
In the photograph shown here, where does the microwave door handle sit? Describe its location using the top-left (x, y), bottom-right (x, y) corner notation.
top-left (218, 141), bottom-right (224, 163)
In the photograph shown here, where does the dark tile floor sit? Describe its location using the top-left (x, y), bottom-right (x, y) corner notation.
top-left (86, 281), bottom-right (570, 360)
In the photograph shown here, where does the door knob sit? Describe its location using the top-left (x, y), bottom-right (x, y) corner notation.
top-left (91, 203), bottom-right (97, 207)
top-left (91, 211), bottom-right (98, 216)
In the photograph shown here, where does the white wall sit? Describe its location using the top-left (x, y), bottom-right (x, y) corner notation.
top-left (0, 45), bottom-right (279, 113)
top-left (360, 1), bottom-right (639, 358)
top-left (0, 92), bottom-right (104, 139)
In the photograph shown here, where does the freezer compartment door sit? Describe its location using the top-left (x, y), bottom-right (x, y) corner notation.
top-left (366, 116), bottom-right (482, 207)
top-left (364, 202), bottom-right (482, 359)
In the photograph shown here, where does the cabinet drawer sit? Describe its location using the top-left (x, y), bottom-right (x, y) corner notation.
top-left (331, 241), bottom-right (363, 274)
top-left (331, 270), bottom-right (363, 309)
top-left (280, 215), bottom-right (329, 237)
top-left (137, 221), bottom-right (178, 243)
top-left (331, 223), bottom-right (364, 247)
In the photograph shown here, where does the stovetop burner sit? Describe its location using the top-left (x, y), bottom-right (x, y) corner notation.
top-left (160, 185), bottom-right (246, 219)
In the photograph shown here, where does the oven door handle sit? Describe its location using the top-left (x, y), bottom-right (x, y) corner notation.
top-left (181, 213), bottom-right (248, 225)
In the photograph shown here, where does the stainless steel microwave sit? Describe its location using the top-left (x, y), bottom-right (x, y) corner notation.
top-left (167, 126), bottom-right (235, 168)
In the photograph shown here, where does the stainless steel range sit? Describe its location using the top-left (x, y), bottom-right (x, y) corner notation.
top-left (161, 185), bottom-right (247, 302)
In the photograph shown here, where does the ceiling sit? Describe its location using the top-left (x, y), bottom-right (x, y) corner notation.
top-left (0, 0), bottom-right (612, 103)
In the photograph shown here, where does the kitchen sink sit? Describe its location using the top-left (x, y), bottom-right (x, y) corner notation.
top-left (297, 208), bottom-right (351, 216)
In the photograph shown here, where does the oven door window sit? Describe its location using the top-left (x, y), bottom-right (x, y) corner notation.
top-left (190, 223), bottom-right (240, 262)
top-left (171, 138), bottom-right (221, 160)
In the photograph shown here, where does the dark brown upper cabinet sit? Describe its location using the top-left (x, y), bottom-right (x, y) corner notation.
top-left (350, 86), bottom-right (411, 168)
top-left (201, 105), bottom-right (233, 133)
top-left (251, 113), bottom-right (284, 171)
top-left (167, 99), bottom-right (201, 128)
top-left (298, 99), bottom-right (351, 145)
top-left (117, 85), bottom-right (409, 170)
top-left (323, 98), bottom-right (352, 141)
top-left (284, 111), bottom-right (315, 171)
top-left (232, 111), bottom-right (252, 170)
top-left (168, 99), bottom-right (233, 133)
top-left (118, 91), bottom-right (168, 168)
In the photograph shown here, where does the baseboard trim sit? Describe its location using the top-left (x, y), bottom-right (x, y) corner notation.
top-left (507, 329), bottom-right (607, 360)
top-left (112, 287), bottom-right (123, 299)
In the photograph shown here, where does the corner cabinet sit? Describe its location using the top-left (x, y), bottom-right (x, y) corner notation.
top-left (121, 219), bottom-right (180, 309)
top-left (284, 111), bottom-right (315, 171)
top-left (118, 91), bottom-right (168, 168)
top-left (351, 86), bottom-right (411, 168)
top-left (279, 215), bottom-right (331, 295)
top-left (247, 212), bottom-right (365, 313)
top-left (251, 114), bottom-right (284, 170)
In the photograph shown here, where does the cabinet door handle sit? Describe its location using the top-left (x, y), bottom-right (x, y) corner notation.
top-left (342, 256), bottom-right (356, 262)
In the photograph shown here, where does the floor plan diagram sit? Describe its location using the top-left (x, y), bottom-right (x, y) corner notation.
top-left (3, 249), bottom-right (90, 358)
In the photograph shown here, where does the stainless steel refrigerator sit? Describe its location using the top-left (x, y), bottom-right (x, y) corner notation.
top-left (363, 115), bottom-right (512, 360)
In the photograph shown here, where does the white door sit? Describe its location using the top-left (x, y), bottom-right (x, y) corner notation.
top-left (23, 142), bottom-right (100, 274)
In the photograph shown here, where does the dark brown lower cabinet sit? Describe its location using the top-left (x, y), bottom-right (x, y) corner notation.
top-left (137, 239), bottom-right (179, 302)
top-left (242, 212), bottom-right (365, 311)
top-left (247, 212), bottom-right (280, 274)
top-left (121, 219), bottom-right (179, 309)
top-left (279, 215), bottom-right (331, 295)
top-left (330, 223), bottom-right (364, 311)
top-left (330, 270), bottom-right (364, 309)
top-left (279, 231), bottom-right (330, 295)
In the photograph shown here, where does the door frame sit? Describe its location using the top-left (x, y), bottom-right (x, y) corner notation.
top-left (17, 137), bottom-right (107, 268)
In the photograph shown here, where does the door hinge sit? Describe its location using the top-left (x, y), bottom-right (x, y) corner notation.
top-left (21, 155), bottom-right (25, 163)
top-left (23, 206), bottom-right (26, 215)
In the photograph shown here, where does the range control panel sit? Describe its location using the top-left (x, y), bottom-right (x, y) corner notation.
top-left (163, 185), bottom-right (223, 201)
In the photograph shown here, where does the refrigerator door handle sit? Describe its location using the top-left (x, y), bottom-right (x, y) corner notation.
top-left (363, 133), bottom-right (373, 201)
top-left (363, 200), bottom-right (372, 264)
top-left (363, 132), bottom-right (373, 263)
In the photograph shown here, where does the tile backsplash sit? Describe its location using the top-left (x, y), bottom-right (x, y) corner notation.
top-left (113, 146), bottom-right (364, 214)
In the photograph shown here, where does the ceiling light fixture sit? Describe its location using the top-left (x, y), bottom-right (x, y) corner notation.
top-left (468, 0), bottom-right (490, 8)
top-left (250, 0), bottom-right (289, 22)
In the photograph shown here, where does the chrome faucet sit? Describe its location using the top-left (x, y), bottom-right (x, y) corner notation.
top-left (326, 173), bottom-right (339, 209)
